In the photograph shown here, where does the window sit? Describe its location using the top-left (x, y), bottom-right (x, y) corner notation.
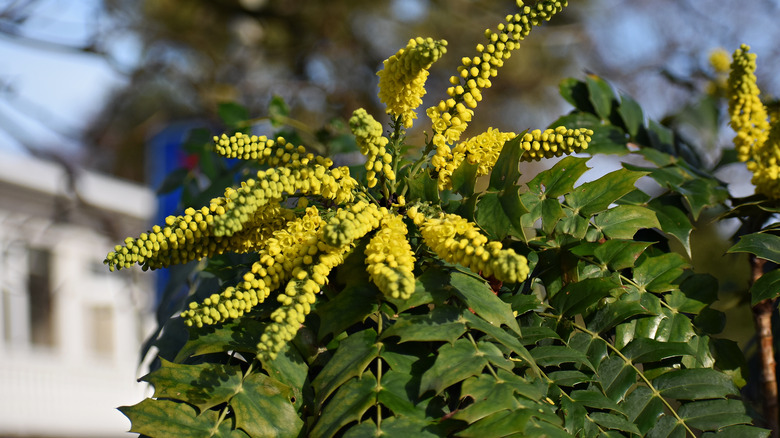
top-left (28, 247), bottom-right (54, 347)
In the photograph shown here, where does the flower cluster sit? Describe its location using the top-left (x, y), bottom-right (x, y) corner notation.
top-left (408, 206), bottom-right (529, 284)
top-left (727, 45), bottom-right (780, 198)
top-left (434, 126), bottom-right (592, 190)
top-left (365, 213), bottom-right (416, 300)
top-left (215, 133), bottom-right (315, 167)
top-left (350, 108), bottom-right (393, 188)
top-left (377, 37), bottom-right (447, 128)
top-left (428, 0), bottom-right (567, 159)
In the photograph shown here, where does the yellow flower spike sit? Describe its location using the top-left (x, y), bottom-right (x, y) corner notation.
top-left (257, 236), bottom-right (353, 361)
top-left (377, 37), bottom-right (448, 128)
top-left (350, 108), bottom-right (393, 188)
top-left (519, 126), bottom-right (593, 161)
top-left (436, 128), bottom-right (517, 190)
top-left (409, 207), bottom-right (529, 284)
top-left (428, 0), bottom-right (567, 151)
top-left (323, 200), bottom-right (386, 247)
top-left (727, 45), bottom-right (780, 199)
top-left (104, 200), bottom-right (293, 272)
top-left (365, 212), bottom-right (416, 300)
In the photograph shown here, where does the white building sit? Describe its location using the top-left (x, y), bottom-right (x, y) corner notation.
top-left (0, 151), bottom-right (156, 437)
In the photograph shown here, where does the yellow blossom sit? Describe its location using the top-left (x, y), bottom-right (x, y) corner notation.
top-left (377, 37), bottom-right (447, 128)
top-left (350, 108), bottom-right (393, 188)
top-left (365, 213), bottom-right (416, 300)
top-left (407, 206), bottom-right (529, 283)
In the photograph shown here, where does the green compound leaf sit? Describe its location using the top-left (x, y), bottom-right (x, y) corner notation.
top-left (653, 368), bottom-right (739, 400)
top-left (380, 305), bottom-right (466, 344)
top-left (142, 359), bottom-right (242, 413)
top-left (633, 252), bottom-right (689, 292)
top-left (420, 338), bottom-right (491, 396)
top-left (570, 389), bottom-right (620, 411)
top-left (451, 160), bottom-right (479, 197)
top-left (593, 205), bottom-right (660, 239)
top-left (550, 277), bottom-right (620, 318)
top-left (231, 373), bottom-right (302, 438)
top-left (588, 412), bottom-right (641, 435)
top-left (598, 355), bottom-right (637, 402)
top-left (728, 232), bottom-right (780, 264)
top-left (312, 328), bottom-right (380, 408)
top-left (530, 345), bottom-right (594, 371)
top-left (586, 74), bottom-right (616, 120)
top-left (175, 317), bottom-right (265, 362)
top-left (702, 425), bottom-right (771, 438)
top-left (476, 192), bottom-right (524, 240)
top-left (343, 416), bottom-right (443, 438)
top-left (622, 386), bottom-right (665, 435)
top-left (565, 169), bottom-right (647, 217)
top-left (620, 338), bottom-right (694, 363)
top-left (593, 239), bottom-right (652, 270)
top-left (648, 196), bottom-right (694, 257)
top-left (646, 415), bottom-right (688, 438)
top-left (489, 134), bottom-right (524, 191)
top-left (559, 78), bottom-right (596, 113)
top-left (749, 269), bottom-right (780, 305)
top-left (617, 92), bottom-right (644, 137)
top-left (678, 178), bottom-right (729, 221)
top-left (120, 398), bottom-right (249, 438)
top-left (449, 269), bottom-right (521, 334)
top-left (586, 290), bottom-right (654, 334)
top-left (311, 373), bottom-right (377, 438)
top-left (677, 399), bottom-right (752, 431)
top-left (317, 281), bottom-right (380, 340)
top-left (665, 273), bottom-right (718, 314)
top-left (527, 155), bottom-right (591, 198)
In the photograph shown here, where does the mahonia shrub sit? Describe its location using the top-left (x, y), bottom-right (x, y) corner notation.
top-left (110, 1), bottom-right (774, 437)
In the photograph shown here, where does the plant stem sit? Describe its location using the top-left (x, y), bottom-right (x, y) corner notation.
top-left (751, 255), bottom-right (778, 437)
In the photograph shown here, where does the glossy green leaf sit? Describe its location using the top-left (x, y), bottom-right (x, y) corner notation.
top-left (317, 281), bottom-right (380, 339)
top-left (489, 135), bottom-right (524, 190)
top-left (646, 415), bottom-right (688, 438)
top-left (678, 399), bottom-right (752, 431)
top-left (617, 92), bottom-right (644, 137)
top-left (454, 375), bottom-right (523, 423)
top-left (598, 356), bottom-right (637, 402)
top-left (728, 232), bottom-right (780, 264)
top-left (550, 277), bottom-right (620, 317)
top-left (380, 306), bottom-right (466, 344)
top-left (310, 374), bottom-right (377, 438)
top-left (702, 425), bottom-right (771, 438)
top-left (589, 412), bottom-right (641, 435)
top-left (263, 341), bottom-right (308, 397)
top-left (666, 273), bottom-right (718, 314)
top-left (462, 311), bottom-right (538, 372)
top-left (175, 318), bottom-right (265, 362)
top-left (594, 239), bottom-right (652, 270)
top-left (565, 169), bottom-right (647, 217)
top-left (231, 373), bottom-right (302, 438)
top-left (570, 389), bottom-right (620, 411)
top-left (344, 416), bottom-right (442, 438)
top-left (420, 338), bottom-right (490, 396)
top-left (620, 338), bottom-right (694, 363)
top-left (586, 291), bottom-right (652, 333)
top-left (313, 329), bottom-right (380, 407)
top-left (594, 205), bottom-right (660, 239)
top-left (694, 307), bottom-right (726, 335)
top-left (559, 78), bottom-right (595, 113)
top-left (547, 370), bottom-right (593, 387)
top-left (586, 75), bottom-right (616, 120)
top-left (750, 269), bottom-right (780, 306)
top-left (120, 399), bottom-right (242, 438)
top-left (654, 368), bottom-right (739, 400)
top-left (451, 160), bottom-right (479, 197)
top-left (530, 345), bottom-right (594, 370)
top-left (678, 178), bottom-right (728, 221)
top-left (648, 196), bottom-right (693, 256)
top-left (376, 370), bottom-right (426, 419)
top-left (157, 167), bottom-right (191, 195)
top-left (633, 253), bottom-right (688, 292)
top-left (622, 386), bottom-right (664, 435)
top-left (557, 209), bottom-right (589, 239)
top-left (623, 163), bottom-right (690, 189)
top-left (476, 192), bottom-right (524, 240)
top-left (449, 270), bottom-right (521, 334)
top-left (142, 360), bottom-right (242, 413)
top-left (408, 170), bottom-right (440, 203)
top-left (527, 155), bottom-right (591, 198)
